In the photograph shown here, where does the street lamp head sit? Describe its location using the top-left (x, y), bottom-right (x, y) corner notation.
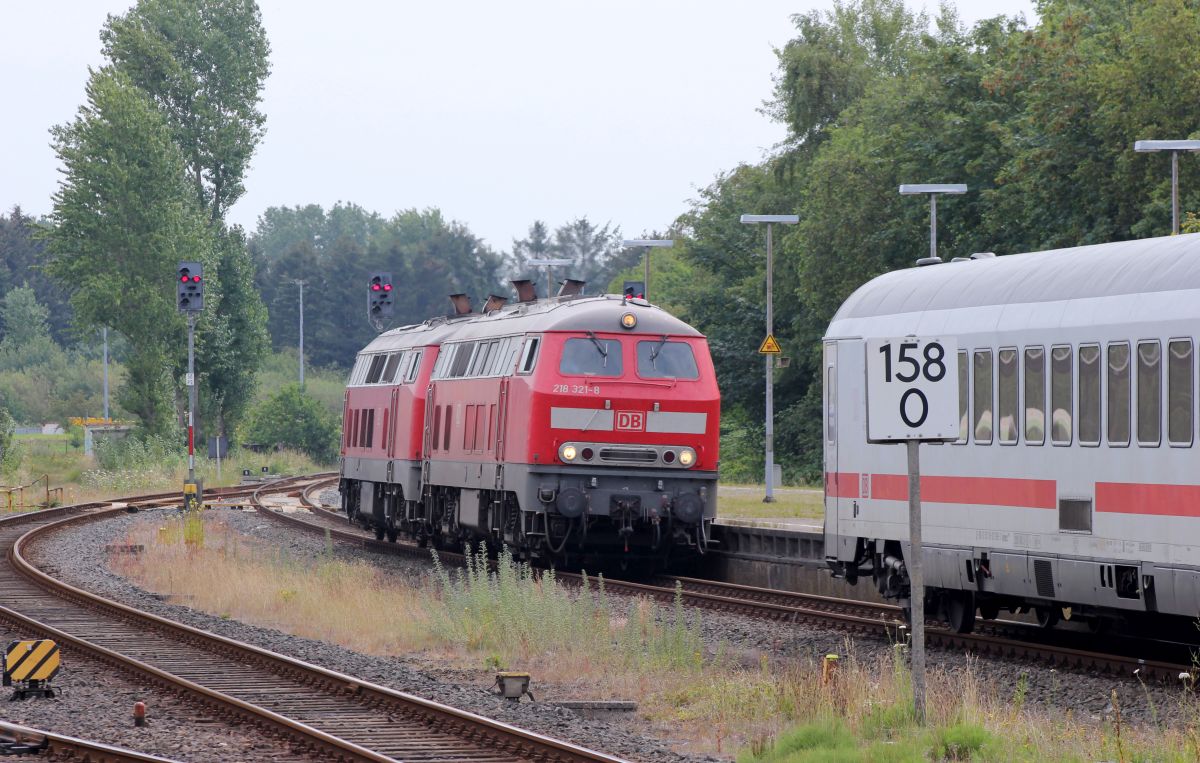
top-left (1134, 140), bottom-right (1200, 153)
top-left (622, 239), bottom-right (675, 247)
top-left (526, 258), bottom-right (574, 266)
top-left (898, 184), bottom-right (968, 195)
top-left (740, 214), bottom-right (799, 224)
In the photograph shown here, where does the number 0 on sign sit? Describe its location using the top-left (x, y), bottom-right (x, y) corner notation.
top-left (866, 337), bottom-right (959, 442)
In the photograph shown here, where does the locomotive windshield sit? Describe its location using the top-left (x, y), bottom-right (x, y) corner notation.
top-left (637, 340), bottom-right (699, 379)
top-left (560, 337), bottom-right (623, 376)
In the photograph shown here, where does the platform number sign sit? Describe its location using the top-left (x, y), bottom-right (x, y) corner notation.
top-left (866, 337), bottom-right (959, 442)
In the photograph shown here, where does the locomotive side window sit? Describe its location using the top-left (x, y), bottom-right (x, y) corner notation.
top-left (1168, 339), bottom-right (1193, 446)
top-left (1138, 340), bottom-right (1162, 446)
top-left (443, 406), bottom-right (453, 451)
top-left (560, 337), bottom-right (622, 376)
top-left (998, 348), bottom-right (1018, 444)
top-left (464, 405), bottom-right (477, 450)
top-left (1107, 343), bottom-right (1131, 446)
top-left (1078, 344), bottom-right (1101, 446)
top-left (365, 354), bottom-right (388, 384)
top-left (1024, 347), bottom-right (1045, 445)
top-left (432, 405), bottom-right (441, 450)
top-left (382, 352), bottom-right (403, 384)
top-left (956, 351), bottom-right (968, 444)
top-left (517, 337), bottom-right (540, 375)
top-left (637, 340), bottom-right (699, 379)
top-left (405, 350), bottom-right (423, 383)
top-left (367, 409), bottom-right (375, 448)
top-left (349, 355), bottom-right (369, 385)
top-left (449, 342), bottom-right (475, 378)
top-left (973, 350), bottom-right (992, 444)
top-left (1051, 345), bottom-right (1072, 445)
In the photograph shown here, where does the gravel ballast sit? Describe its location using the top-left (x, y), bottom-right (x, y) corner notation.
top-left (16, 497), bottom-right (1196, 762)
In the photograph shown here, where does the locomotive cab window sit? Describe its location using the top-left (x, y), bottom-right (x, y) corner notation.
top-left (637, 339), bottom-right (699, 379)
top-left (973, 350), bottom-right (992, 444)
top-left (1051, 345), bottom-right (1072, 445)
top-left (1078, 344), bottom-right (1101, 446)
top-left (560, 336), bottom-right (623, 377)
top-left (998, 348), bottom-right (1018, 444)
top-left (1138, 340), bottom-right (1162, 446)
top-left (1107, 343), bottom-right (1130, 446)
top-left (1168, 339), bottom-right (1193, 446)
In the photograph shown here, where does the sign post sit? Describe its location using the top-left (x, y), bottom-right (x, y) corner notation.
top-left (865, 336), bottom-right (959, 724)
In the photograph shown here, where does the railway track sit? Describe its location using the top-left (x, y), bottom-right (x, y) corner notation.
top-left (1, 477), bottom-right (628, 763)
top-left (277, 479), bottom-right (1196, 683)
top-left (0, 720), bottom-right (179, 763)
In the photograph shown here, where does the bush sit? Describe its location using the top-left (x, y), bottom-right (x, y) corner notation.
top-left (933, 722), bottom-right (992, 760)
top-left (0, 407), bottom-right (18, 474)
top-left (239, 383), bottom-right (339, 464)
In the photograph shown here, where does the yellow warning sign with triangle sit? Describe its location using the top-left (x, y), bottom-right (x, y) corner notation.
top-left (758, 334), bottom-right (782, 354)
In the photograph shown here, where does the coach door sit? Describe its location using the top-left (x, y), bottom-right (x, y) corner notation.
top-left (823, 341), bottom-right (840, 553)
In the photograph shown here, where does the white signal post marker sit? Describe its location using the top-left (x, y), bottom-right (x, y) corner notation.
top-left (865, 336), bottom-right (959, 725)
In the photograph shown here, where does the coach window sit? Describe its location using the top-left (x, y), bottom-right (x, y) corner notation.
top-left (1107, 343), bottom-right (1130, 446)
top-left (1023, 347), bottom-right (1045, 445)
top-left (1051, 345), bottom-right (1072, 445)
top-left (517, 337), bottom-right (541, 375)
top-left (955, 351), bottom-right (968, 444)
top-left (382, 352), bottom-right (403, 384)
top-left (561, 337), bottom-right (623, 377)
top-left (1169, 339), bottom-right (1193, 446)
top-left (973, 350), bottom-right (992, 444)
top-left (1138, 340), bottom-right (1162, 446)
top-left (1078, 344), bottom-right (1101, 446)
top-left (997, 348), bottom-right (1018, 444)
top-left (637, 340), bottom-right (699, 379)
top-left (826, 365), bottom-right (836, 444)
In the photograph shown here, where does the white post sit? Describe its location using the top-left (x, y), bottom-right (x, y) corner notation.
top-left (907, 439), bottom-right (926, 724)
top-left (929, 194), bottom-right (938, 260)
top-left (298, 280), bottom-right (306, 389)
top-left (102, 327), bottom-right (109, 421)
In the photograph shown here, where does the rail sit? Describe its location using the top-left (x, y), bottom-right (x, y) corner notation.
top-left (1, 474), bottom-right (63, 512)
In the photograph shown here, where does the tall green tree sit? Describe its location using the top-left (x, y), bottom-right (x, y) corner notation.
top-left (101, 0), bottom-right (271, 223)
top-left (45, 68), bottom-right (212, 434)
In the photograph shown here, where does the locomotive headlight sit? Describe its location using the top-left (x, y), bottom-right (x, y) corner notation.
top-left (560, 444), bottom-right (578, 462)
top-left (620, 312), bottom-right (637, 330)
top-left (679, 448), bottom-right (696, 467)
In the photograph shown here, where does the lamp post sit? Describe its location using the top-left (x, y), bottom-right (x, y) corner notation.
top-left (527, 257), bottom-right (574, 298)
top-left (898, 185), bottom-right (967, 260)
top-left (293, 279), bottom-right (308, 389)
top-left (739, 214), bottom-right (799, 503)
top-left (621, 239), bottom-right (674, 301)
top-left (1134, 140), bottom-right (1200, 235)
top-left (101, 327), bottom-right (109, 421)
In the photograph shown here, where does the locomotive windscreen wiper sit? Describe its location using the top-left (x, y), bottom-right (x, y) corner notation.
top-left (648, 334), bottom-right (669, 366)
top-left (585, 331), bottom-right (609, 367)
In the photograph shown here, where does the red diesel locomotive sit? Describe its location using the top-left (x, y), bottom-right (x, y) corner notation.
top-left (339, 281), bottom-right (720, 567)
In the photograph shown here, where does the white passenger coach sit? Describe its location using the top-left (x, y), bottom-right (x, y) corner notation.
top-left (824, 233), bottom-right (1200, 632)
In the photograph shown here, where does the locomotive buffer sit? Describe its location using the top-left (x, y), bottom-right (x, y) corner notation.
top-left (865, 336), bottom-right (959, 723)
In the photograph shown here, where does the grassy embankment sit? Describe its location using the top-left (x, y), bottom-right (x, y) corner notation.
top-left (717, 485), bottom-right (823, 521)
top-left (111, 512), bottom-right (1200, 761)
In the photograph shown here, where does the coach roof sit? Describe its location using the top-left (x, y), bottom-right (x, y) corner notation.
top-left (361, 294), bottom-right (701, 354)
top-left (832, 232), bottom-right (1200, 322)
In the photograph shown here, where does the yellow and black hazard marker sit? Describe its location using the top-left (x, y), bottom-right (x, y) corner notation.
top-left (4, 639), bottom-right (60, 699)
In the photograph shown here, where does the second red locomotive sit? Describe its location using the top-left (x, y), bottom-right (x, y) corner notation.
top-left (339, 281), bottom-right (720, 568)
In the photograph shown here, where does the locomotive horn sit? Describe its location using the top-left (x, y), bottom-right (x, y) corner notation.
top-left (511, 279), bottom-right (537, 303)
top-left (557, 279), bottom-right (586, 298)
top-left (483, 294), bottom-right (508, 312)
top-left (449, 293), bottom-right (473, 315)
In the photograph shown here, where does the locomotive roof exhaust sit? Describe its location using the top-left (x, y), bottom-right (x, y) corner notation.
top-left (449, 293), bottom-right (473, 315)
top-left (557, 279), bottom-right (586, 298)
top-left (483, 294), bottom-right (508, 312)
top-left (511, 279), bottom-right (537, 303)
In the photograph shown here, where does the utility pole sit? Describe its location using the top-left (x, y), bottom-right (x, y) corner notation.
top-left (740, 215), bottom-right (799, 502)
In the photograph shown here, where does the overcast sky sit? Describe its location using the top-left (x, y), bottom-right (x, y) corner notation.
top-left (2, 1), bottom-right (1035, 253)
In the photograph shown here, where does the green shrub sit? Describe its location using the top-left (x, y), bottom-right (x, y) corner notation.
top-left (239, 383), bottom-right (339, 464)
top-left (934, 722), bottom-right (992, 760)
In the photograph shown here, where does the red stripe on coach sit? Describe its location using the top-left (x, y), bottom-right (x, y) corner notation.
top-left (1095, 482), bottom-right (1200, 516)
top-left (870, 474), bottom-right (1056, 509)
top-left (824, 472), bottom-right (860, 498)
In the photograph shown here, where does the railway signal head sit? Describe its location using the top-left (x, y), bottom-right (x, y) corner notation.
top-left (623, 280), bottom-right (645, 300)
top-left (177, 261), bottom-right (203, 312)
top-left (369, 272), bottom-right (394, 317)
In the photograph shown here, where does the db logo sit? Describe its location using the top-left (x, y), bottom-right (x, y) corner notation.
top-left (616, 411), bottom-right (645, 431)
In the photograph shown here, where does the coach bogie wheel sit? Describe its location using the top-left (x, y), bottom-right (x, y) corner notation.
top-left (944, 590), bottom-right (976, 634)
top-left (374, 526), bottom-right (385, 541)
top-left (386, 528), bottom-right (398, 543)
top-left (978, 599), bottom-right (1001, 620)
top-left (1035, 606), bottom-right (1060, 629)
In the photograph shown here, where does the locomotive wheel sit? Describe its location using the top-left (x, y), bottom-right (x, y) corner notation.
top-left (1035, 606), bottom-right (1060, 629)
top-left (374, 526), bottom-right (385, 541)
top-left (944, 591), bottom-right (976, 634)
top-left (386, 527), bottom-right (398, 543)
